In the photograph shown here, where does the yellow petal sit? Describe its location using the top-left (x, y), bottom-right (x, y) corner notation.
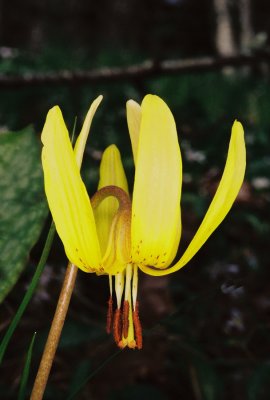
top-left (94, 144), bottom-right (129, 256)
top-left (126, 99), bottom-right (141, 165)
top-left (41, 106), bottom-right (102, 272)
top-left (101, 208), bottom-right (131, 275)
top-left (140, 120), bottom-right (246, 276)
top-left (131, 95), bottom-right (182, 268)
top-left (74, 95), bottom-right (103, 168)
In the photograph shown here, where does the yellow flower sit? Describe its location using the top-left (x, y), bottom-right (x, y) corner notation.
top-left (41, 94), bottom-right (246, 350)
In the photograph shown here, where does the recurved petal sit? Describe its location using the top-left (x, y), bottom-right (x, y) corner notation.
top-left (74, 95), bottom-right (103, 168)
top-left (126, 99), bottom-right (141, 165)
top-left (94, 144), bottom-right (129, 256)
top-left (41, 106), bottom-right (102, 272)
top-left (139, 120), bottom-right (246, 276)
top-left (131, 95), bottom-right (182, 268)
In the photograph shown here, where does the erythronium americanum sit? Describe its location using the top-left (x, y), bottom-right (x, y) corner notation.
top-left (41, 94), bottom-right (246, 350)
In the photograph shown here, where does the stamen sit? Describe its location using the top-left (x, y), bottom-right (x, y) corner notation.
top-left (133, 301), bottom-right (143, 350)
top-left (132, 265), bottom-right (138, 310)
top-left (107, 264), bottom-right (143, 349)
top-left (122, 300), bottom-right (129, 338)
top-left (123, 264), bottom-right (133, 340)
top-left (106, 296), bottom-right (113, 334)
top-left (115, 271), bottom-right (125, 309)
top-left (113, 308), bottom-right (122, 345)
top-left (124, 264), bottom-right (133, 300)
top-left (109, 274), bottom-right (112, 296)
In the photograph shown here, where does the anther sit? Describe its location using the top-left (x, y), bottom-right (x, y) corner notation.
top-left (106, 296), bottom-right (113, 334)
top-left (122, 300), bottom-right (130, 338)
top-left (113, 308), bottom-right (122, 345)
top-left (133, 301), bottom-right (143, 350)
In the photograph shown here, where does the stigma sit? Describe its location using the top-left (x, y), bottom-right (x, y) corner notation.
top-left (106, 264), bottom-right (142, 349)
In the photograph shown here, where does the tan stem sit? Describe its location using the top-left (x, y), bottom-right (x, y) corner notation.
top-left (30, 262), bottom-right (78, 400)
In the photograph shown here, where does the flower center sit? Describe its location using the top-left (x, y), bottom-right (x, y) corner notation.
top-left (106, 264), bottom-right (142, 349)
top-left (92, 185), bottom-right (131, 274)
top-left (91, 185), bottom-right (142, 349)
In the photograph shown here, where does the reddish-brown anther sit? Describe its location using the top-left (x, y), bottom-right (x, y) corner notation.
top-left (113, 308), bottom-right (122, 345)
top-left (106, 296), bottom-right (113, 334)
top-left (133, 301), bottom-right (143, 349)
top-left (122, 300), bottom-right (130, 338)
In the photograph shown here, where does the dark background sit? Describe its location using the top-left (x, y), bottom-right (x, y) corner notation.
top-left (1, 0), bottom-right (270, 399)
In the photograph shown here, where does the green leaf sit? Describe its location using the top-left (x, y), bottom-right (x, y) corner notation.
top-left (67, 359), bottom-right (92, 396)
top-left (67, 349), bottom-right (122, 400)
top-left (18, 332), bottom-right (36, 400)
top-left (192, 356), bottom-right (223, 400)
top-left (0, 127), bottom-right (48, 302)
top-left (0, 222), bottom-right (55, 365)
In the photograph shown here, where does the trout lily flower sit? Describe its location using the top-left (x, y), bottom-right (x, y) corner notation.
top-left (41, 94), bottom-right (246, 350)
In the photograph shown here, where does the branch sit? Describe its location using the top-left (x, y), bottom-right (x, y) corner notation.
top-left (1, 53), bottom-right (270, 87)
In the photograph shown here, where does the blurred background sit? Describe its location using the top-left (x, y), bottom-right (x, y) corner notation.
top-left (1, 0), bottom-right (270, 399)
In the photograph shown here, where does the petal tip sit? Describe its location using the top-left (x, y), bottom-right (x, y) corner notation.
top-left (48, 105), bottom-right (62, 118)
top-left (94, 94), bottom-right (103, 105)
top-left (142, 93), bottom-right (158, 105)
top-left (232, 120), bottom-right (245, 145)
top-left (126, 99), bottom-right (135, 106)
top-left (232, 119), bottom-right (244, 133)
top-left (142, 94), bottom-right (171, 114)
top-left (104, 143), bottom-right (119, 156)
top-left (126, 99), bottom-right (140, 110)
top-left (41, 106), bottom-right (66, 145)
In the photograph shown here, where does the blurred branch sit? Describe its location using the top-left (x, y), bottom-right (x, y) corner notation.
top-left (213, 0), bottom-right (237, 56)
top-left (1, 53), bottom-right (270, 87)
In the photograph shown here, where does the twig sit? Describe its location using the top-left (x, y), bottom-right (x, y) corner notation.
top-left (0, 53), bottom-right (270, 88)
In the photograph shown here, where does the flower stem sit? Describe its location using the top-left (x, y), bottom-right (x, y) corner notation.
top-left (30, 262), bottom-right (78, 400)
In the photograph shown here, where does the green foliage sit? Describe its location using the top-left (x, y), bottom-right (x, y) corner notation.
top-left (248, 362), bottom-right (270, 400)
top-left (0, 223), bottom-right (55, 364)
top-left (0, 127), bottom-right (47, 303)
top-left (18, 332), bottom-right (36, 400)
top-left (67, 359), bottom-right (92, 397)
top-left (66, 349), bottom-right (122, 400)
top-left (192, 356), bottom-right (223, 400)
